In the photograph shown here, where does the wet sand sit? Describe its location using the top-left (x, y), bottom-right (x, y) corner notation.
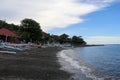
top-left (0, 47), bottom-right (71, 80)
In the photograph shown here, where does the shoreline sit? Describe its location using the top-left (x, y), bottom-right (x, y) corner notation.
top-left (0, 47), bottom-right (71, 80)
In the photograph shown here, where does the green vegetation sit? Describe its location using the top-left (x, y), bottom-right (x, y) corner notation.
top-left (59, 34), bottom-right (69, 44)
top-left (72, 36), bottom-right (86, 46)
top-left (0, 19), bottom-right (86, 46)
top-left (0, 20), bottom-right (19, 31)
top-left (20, 19), bottom-right (42, 42)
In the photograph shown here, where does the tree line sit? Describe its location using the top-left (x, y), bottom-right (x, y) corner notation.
top-left (0, 18), bottom-right (86, 46)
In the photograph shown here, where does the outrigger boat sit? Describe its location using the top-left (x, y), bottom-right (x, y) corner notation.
top-left (0, 43), bottom-right (23, 51)
top-left (0, 51), bottom-right (16, 54)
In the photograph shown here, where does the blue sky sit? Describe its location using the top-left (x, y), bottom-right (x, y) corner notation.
top-left (48, 1), bottom-right (120, 44)
top-left (49, 2), bottom-right (120, 36)
top-left (0, 0), bottom-right (120, 44)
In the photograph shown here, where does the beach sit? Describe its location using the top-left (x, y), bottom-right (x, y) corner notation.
top-left (0, 47), bottom-right (71, 80)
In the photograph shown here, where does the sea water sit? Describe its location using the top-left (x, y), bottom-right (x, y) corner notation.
top-left (58, 45), bottom-right (120, 80)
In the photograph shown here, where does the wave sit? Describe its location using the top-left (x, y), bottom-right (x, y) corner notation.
top-left (57, 49), bottom-right (105, 80)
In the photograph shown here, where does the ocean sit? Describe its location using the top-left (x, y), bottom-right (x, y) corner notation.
top-left (58, 45), bottom-right (120, 80)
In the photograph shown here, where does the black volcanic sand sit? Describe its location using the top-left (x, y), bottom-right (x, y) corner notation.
top-left (0, 47), bottom-right (71, 80)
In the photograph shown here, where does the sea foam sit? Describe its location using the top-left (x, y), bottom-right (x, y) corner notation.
top-left (58, 49), bottom-right (104, 80)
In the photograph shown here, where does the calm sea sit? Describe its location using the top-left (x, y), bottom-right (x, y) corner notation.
top-left (58, 45), bottom-right (120, 80)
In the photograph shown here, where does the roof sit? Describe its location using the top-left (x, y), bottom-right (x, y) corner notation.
top-left (0, 28), bottom-right (17, 37)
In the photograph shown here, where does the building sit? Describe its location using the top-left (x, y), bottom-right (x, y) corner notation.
top-left (0, 28), bottom-right (19, 43)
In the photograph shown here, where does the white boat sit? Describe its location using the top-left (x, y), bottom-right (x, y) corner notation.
top-left (0, 43), bottom-right (23, 51)
top-left (0, 51), bottom-right (16, 54)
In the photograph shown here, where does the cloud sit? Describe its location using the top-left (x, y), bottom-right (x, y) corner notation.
top-left (0, 0), bottom-right (117, 31)
top-left (85, 36), bottom-right (120, 44)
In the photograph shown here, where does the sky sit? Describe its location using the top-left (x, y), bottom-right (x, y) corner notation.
top-left (0, 0), bottom-right (120, 44)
